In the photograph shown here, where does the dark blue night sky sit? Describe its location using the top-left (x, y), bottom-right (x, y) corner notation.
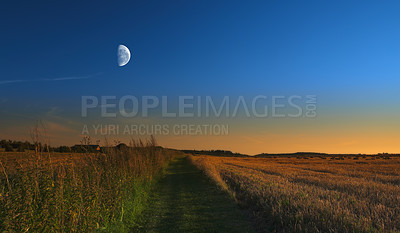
top-left (1, 0), bottom-right (400, 153)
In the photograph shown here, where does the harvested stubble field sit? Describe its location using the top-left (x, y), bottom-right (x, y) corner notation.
top-left (191, 155), bottom-right (400, 233)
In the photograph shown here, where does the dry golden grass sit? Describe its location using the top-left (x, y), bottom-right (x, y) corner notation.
top-left (0, 152), bottom-right (83, 174)
top-left (190, 155), bottom-right (400, 233)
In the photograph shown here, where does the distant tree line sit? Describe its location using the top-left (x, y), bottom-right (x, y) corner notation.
top-left (0, 140), bottom-right (35, 152)
top-left (181, 149), bottom-right (249, 157)
top-left (0, 139), bottom-right (98, 153)
top-left (0, 139), bottom-right (162, 154)
top-left (256, 152), bottom-right (329, 157)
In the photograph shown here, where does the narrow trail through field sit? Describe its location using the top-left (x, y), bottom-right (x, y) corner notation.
top-left (135, 156), bottom-right (255, 233)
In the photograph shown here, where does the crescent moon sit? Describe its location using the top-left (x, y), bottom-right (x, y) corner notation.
top-left (118, 45), bottom-right (131, 67)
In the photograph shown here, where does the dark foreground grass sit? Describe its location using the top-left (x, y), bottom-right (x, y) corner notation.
top-left (0, 139), bottom-right (177, 232)
top-left (135, 157), bottom-right (255, 233)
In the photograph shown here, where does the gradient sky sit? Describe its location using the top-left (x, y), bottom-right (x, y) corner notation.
top-left (1, 0), bottom-right (400, 154)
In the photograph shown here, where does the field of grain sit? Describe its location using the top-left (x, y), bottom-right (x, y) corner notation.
top-left (0, 140), bottom-right (178, 232)
top-left (191, 155), bottom-right (400, 232)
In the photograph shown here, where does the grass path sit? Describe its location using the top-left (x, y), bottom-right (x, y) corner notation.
top-left (134, 157), bottom-right (255, 233)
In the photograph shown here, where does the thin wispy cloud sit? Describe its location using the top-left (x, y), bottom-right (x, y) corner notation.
top-left (0, 80), bottom-right (25, 85)
top-left (0, 73), bottom-right (102, 85)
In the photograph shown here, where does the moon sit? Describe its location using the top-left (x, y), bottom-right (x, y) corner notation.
top-left (118, 44), bottom-right (131, 66)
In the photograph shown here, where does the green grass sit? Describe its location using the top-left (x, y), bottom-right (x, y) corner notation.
top-left (101, 179), bottom-right (156, 232)
top-left (135, 157), bottom-right (255, 233)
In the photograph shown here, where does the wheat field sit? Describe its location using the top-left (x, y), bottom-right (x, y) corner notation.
top-left (190, 155), bottom-right (400, 232)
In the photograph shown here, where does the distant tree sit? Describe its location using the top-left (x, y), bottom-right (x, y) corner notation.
top-left (57, 146), bottom-right (70, 153)
top-left (4, 143), bottom-right (14, 152)
top-left (116, 143), bottom-right (128, 151)
top-left (17, 144), bottom-right (26, 152)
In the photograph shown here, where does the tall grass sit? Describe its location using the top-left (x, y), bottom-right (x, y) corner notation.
top-left (0, 137), bottom-right (176, 232)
